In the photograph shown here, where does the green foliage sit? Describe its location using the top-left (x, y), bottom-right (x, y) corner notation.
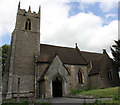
top-left (1, 44), bottom-right (9, 76)
top-left (94, 99), bottom-right (102, 104)
top-left (71, 87), bottom-right (118, 99)
top-left (2, 103), bottom-right (28, 105)
top-left (110, 40), bottom-right (120, 70)
top-left (35, 100), bottom-right (50, 105)
top-left (2, 98), bottom-right (29, 105)
top-left (113, 95), bottom-right (119, 101)
top-left (70, 88), bottom-right (89, 95)
top-left (2, 98), bottom-right (16, 103)
top-left (70, 88), bottom-right (98, 95)
top-left (20, 99), bottom-right (29, 104)
top-left (71, 87), bottom-right (119, 104)
top-left (82, 99), bottom-right (102, 105)
top-left (78, 87), bottom-right (118, 98)
top-left (2, 99), bottom-right (50, 105)
top-left (101, 100), bottom-right (118, 104)
top-left (82, 99), bottom-right (118, 104)
top-left (2, 44), bottom-right (9, 62)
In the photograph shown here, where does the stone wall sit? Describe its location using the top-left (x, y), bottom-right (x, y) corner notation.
top-left (89, 74), bottom-right (103, 88)
top-left (65, 64), bottom-right (89, 90)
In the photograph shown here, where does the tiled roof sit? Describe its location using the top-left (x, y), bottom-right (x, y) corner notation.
top-left (80, 51), bottom-right (103, 62)
top-left (38, 44), bottom-right (88, 65)
top-left (37, 44), bottom-right (112, 76)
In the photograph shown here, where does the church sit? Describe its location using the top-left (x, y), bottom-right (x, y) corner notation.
top-left (2, 3), bottom-right (120, 99)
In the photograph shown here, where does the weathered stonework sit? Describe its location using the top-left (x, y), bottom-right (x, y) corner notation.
top-left (65, 64), bottom-right (89, 90)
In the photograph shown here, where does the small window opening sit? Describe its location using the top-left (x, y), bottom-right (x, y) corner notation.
top-left (25, 18), bottom-right (31, 30)
top-left (78, 70), bottom-right (83, 84)
top-left (108, 69), bottom-right (113, 81)
top-left (25, 21), bottom-right (28, 30)
top-left (28, 21), bottom-right (31, 30)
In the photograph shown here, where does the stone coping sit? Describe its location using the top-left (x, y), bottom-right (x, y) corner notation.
top-left (67, 95), bottom-right (113, 100)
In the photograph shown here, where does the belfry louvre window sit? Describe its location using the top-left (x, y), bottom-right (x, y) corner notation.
top-left (78, 70), bottom-right (83, 84)
top-left (25, 18), bottom-right (31, 30)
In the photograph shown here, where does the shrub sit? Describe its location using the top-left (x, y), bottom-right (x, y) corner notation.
top-left (113, 95), bottom-right (118, 101)
top-left (2, 98), bottom-right (29, 105)
top-left (21, 99), bottom-right (29, 104)
top-left (94, 99), bottom-right (102, 104)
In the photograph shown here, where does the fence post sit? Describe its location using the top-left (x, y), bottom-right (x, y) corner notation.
top-left (17, 76), bottom-right (20, 102)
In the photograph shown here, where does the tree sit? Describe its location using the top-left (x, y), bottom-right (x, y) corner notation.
top-left (0, 47), bottom-right (2, 89)
top-left (2, 44), bottom-right (9, 76)
top-left (110, 40), bottom-right (120, 71)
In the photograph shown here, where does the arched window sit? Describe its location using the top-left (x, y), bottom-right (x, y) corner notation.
top-left (108, 69), bottom-right (113, 81)
top-left (28, 21), bottom-right (31, 30)
top-left (78, 70), bottom-right (83, 84)
top-left (25, 21), bottom-right (28, 30)
top-left (25, 18), bottom-right (31, 30)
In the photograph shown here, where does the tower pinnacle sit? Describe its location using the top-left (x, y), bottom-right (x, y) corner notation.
top-left (75, 43), bottom-right (78, 49)
top-left (18, 1), bottom-right (20, 10)
top-left (28, 6), bottom-right (31, 12)
top-left (38, 5), bottom-right (41, 15)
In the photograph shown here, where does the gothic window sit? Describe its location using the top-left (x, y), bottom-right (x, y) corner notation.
top-left (28, 21), bottom-right (31, 30)
top-left (25, 18), bottom-right (31, 30)
top-left (25, 21), bottom-right (28, 30)
top-left (78, 70), bottom-right (83, 84)
top-left (108, 69), bottom-right (113, 81)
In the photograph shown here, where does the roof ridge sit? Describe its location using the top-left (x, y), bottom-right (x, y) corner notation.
top-left (80, 50), bottom-right (103, 55)
top-left (40, 43), bottom-right (103, 55)
top-left (40, 43), bottom-right (76, 50)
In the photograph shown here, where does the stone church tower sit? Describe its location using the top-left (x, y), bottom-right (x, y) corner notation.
top-left (6, 2), bottom-right (40, 98)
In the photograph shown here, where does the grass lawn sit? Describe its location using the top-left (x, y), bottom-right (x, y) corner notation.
top-left (77, 87), bottom-right (119, 98)
top-left (101, 100), bottom-right (118, 103)
top-left (71, 87), bottom-right (120, 103)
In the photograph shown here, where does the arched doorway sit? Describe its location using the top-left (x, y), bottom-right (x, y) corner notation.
top-left (52, 77), bottom-right (62, 97)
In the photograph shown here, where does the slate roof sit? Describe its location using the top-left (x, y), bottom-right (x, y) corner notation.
top-left (88, 55), bottom-right (105, 75)
top-left (38, 44), bottom-right (88, 65)
top-left (38, 63), bottom-right (50, 81)
top-left (80, 51), bottom-right (106, 75)
top-left (38, 63), bottom-right (49, 79)
top-left (80, 51), bottom-right (103, 62)
top-left (37, 44), bottom-right (111, 77)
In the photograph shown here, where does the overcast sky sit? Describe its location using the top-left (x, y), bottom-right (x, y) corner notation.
top-left (0, 0), bottom-right (119, 57)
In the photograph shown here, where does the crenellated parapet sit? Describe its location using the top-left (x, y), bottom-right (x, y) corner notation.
top-left (17, 2), bottom-right (40, 18)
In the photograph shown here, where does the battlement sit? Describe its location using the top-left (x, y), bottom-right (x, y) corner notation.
top-left (17, 2), bottom-right (40, 18)
top-left (18, 8), bottom-right (40, 18)
top-left (15, 2), bottom-right (40, 33)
